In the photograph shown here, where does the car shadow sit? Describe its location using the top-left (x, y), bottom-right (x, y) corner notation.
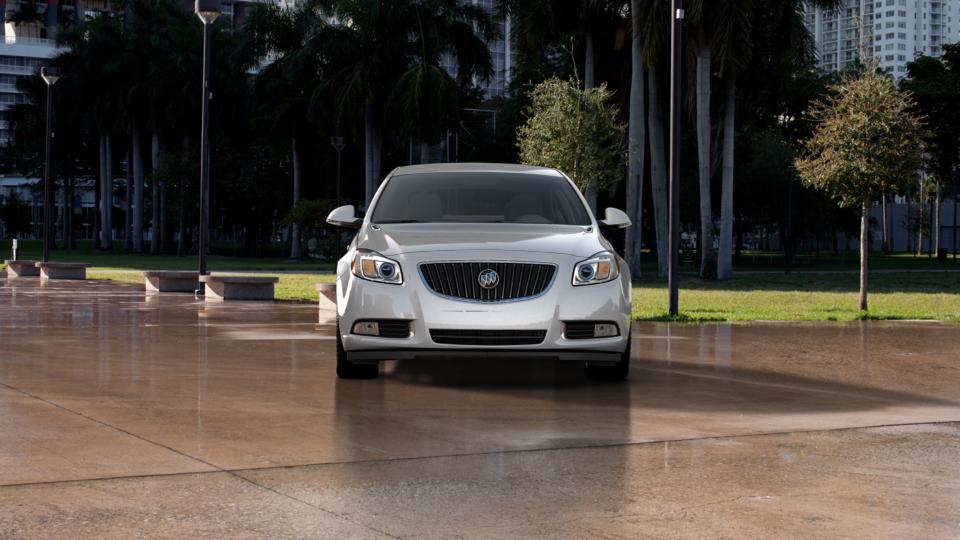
top-left (379, 353), bottom-right (956, 415)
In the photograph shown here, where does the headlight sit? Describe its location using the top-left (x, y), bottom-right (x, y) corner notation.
top-left (351, 250), bottom-right (403, 284)
top-left (572, 251), bottom-right (620, 286)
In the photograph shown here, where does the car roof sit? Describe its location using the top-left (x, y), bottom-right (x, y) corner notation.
top-left (391, 163), bottom-right (563, 176)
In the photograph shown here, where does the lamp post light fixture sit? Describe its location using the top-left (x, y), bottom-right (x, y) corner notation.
top-left (331, 136), bottom-right (346, 260)
top-left (195, 0), bottom-right (220, 277)
top-left (40, 66), bottom-right (61, 264)
top-left (668, 0), bottom-right (684, 316)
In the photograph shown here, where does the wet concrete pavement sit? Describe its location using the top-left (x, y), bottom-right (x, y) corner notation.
top-left (1, 278), bottom-right (958, 538)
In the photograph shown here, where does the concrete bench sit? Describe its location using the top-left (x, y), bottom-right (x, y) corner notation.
top-left (316, 282), bottom-right (337, 306)
top-left (35, 262), bottom-right (91, 280)
top-left (316, 282), bottom-right (337, 323)
top-left (144, 271), bottom-right (200, 293)
top-left (200, 275), bottom-right (279, 301)
top-left (4, 260), bottom-right (40, 277)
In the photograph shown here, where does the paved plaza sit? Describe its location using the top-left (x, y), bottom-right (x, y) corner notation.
top-left (1, 278), bottom-right (958, 538)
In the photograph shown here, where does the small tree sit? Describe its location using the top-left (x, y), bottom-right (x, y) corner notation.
top-left (795, 69), bottom-right (926, 311)
top-left (517, 77), bottom-right (626, 196)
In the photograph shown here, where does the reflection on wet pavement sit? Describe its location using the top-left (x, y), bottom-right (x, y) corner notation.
top-left (1, 278), bottom-right (958, 537)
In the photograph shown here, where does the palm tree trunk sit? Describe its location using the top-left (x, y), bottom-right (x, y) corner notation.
top-left (625, 0), bottom-right (645, 277)
top-left (420, 142), bottom-right (430, 164)
top-left (94, 144), bottom-right (101, 244)
top-left (581, 24), bottom-right (598, 213)
top-left (934, 178), bottom-right (941, 256)
top-left (160, 182), bottom-right (168, 254)
top-left (695, 44), bottom-right (715, 279)
top-left (647, 69), bottom-right (669, 278)
top-left (124, 147), bottom-right (132, 251)
top-left (859, 198), bottom-right (869, 311)
top-left (881, 192), bottom-right (889, 253)
top-left (290, 136), bottom-right (302, 259)
top-left (100, 134), bottom-right (113, 251)
top-left (132, 125), bottom-right (144, 253)
top-left (717, 76), bottom-right (735, 280)
top-left (64, 174), bottom-right (73, 249)
top-left (364, 101), bottom-right (381, 207)
top-left (176, 137), bottom-right (188, 256)
top-left (177, 179), bottom-right (186, 257)
top-left (917, 185), bottom-right (923, 256)
top-left (584, 29), bottom-right (595, 89)
top-left (150, 133), bottom-right (161, 255)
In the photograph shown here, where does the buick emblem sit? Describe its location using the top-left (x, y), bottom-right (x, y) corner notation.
top-left (477, 269), bottom-right (500, 289)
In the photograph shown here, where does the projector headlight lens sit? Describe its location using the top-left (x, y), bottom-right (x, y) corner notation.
top-left (352, 250), bottom-right (403, 284)
top-left (572, 251), bottom-right (620, 286)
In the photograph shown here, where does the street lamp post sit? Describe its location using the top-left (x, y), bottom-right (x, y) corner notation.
top-left (331, 136), bottom-right (346, 260)
top-left (668, 0), bottom-right (684, 317)
top-left (40, 66), bottom-right (61, 264)
top-left (195, 0), bottom-right (220, 278)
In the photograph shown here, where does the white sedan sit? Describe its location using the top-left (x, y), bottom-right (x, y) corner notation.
top-left (327, 163), bottom-right (633, 380)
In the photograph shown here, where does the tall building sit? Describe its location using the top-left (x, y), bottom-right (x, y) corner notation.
top-left (803, 0), bottom-right (960, 77)
top-left (441, 0), bottom-right (514, 100)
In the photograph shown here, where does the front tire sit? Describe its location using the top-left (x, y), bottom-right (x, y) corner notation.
top-left (336, 320), bottom-right (379, 379)
top-left (584, 338), bottom-right (630, 381)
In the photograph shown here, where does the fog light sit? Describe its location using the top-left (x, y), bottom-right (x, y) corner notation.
top-left (594, 323), bottom-right (618, 337)
top-left (352, 321), bottom-right (380, 336)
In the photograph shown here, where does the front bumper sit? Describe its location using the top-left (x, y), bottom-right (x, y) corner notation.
top-left (336, 250), bottom-right (632, 361)
top-left (346, 348), bottom-right (623, 364)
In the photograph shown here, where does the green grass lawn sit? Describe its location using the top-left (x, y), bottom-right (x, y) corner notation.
top-left (633, 272), bottom-right (960, 322)
top-left (88, 270), bottom-right (960, 322)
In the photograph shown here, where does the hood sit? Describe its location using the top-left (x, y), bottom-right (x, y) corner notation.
top-left (356, 223), bottom-right (604, 258)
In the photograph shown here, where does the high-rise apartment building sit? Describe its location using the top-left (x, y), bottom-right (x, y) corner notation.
top-left (803, 0), bottom-right (960, 77)
top-left (441, 0), bottom-right (514, 99)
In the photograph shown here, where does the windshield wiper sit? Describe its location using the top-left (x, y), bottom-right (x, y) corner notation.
top-left (375, 220), bottom-right (424, 224)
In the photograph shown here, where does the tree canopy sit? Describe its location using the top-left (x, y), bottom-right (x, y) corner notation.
top-left (795, 71), bottom-right (926, 207)
top-left (517, 77), bottom-right (625, 193)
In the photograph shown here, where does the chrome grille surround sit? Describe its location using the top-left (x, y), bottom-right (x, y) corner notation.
top-left (418, 261), bottom-right (558, 303)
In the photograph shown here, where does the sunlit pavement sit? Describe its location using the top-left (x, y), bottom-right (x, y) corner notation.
top-left (1, 278), bottom-right (958, 538)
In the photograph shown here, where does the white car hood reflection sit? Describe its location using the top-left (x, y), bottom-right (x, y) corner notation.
top-left (357, 223), bottom-right (603, 258)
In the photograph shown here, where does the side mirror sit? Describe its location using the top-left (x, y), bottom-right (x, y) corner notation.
top-left (599, 207), bottom-right (631, 230)
top-left (326, 205), bottom-right (362, 229)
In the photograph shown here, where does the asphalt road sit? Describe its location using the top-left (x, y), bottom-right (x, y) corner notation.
top-left (1, 278), bottom-right (958, 538)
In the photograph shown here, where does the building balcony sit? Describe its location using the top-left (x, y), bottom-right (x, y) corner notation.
top-left (3, 35), bottom-right (56, 47)
top-left (0, 65), bottom-right (39, 75)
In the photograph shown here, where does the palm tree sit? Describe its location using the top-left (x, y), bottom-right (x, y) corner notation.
top-left (248, 2), bottom-right (328, 259)
top-left (316, 1), bottom-right (414, 206)
top-left (711, 0), bottom-right (753, 279)
top-left (635, 0), bottom-right (671, 278)
top-left (624, 0), bottom-right (646, 276)
top-left (56, 14), bottom-right (127, 250)
top-left (686, 0), bottom-right (720, 278)
top-left (319, 0), bottom-right (495, 206)
top-left (385, 0), bottom-right (496, 154)
top-left (140, 2), bottom-right (196, 255)
top-left (712, 0), bottom-right (839, 279)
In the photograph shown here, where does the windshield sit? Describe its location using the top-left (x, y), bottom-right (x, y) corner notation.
top-left (371, 172), bottom-right (592, 225)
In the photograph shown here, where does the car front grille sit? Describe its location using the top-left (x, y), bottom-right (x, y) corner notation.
top-left (419, 262), bottom-right (557, 302)
top-left (430, 329), bottom-right (547, 346)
